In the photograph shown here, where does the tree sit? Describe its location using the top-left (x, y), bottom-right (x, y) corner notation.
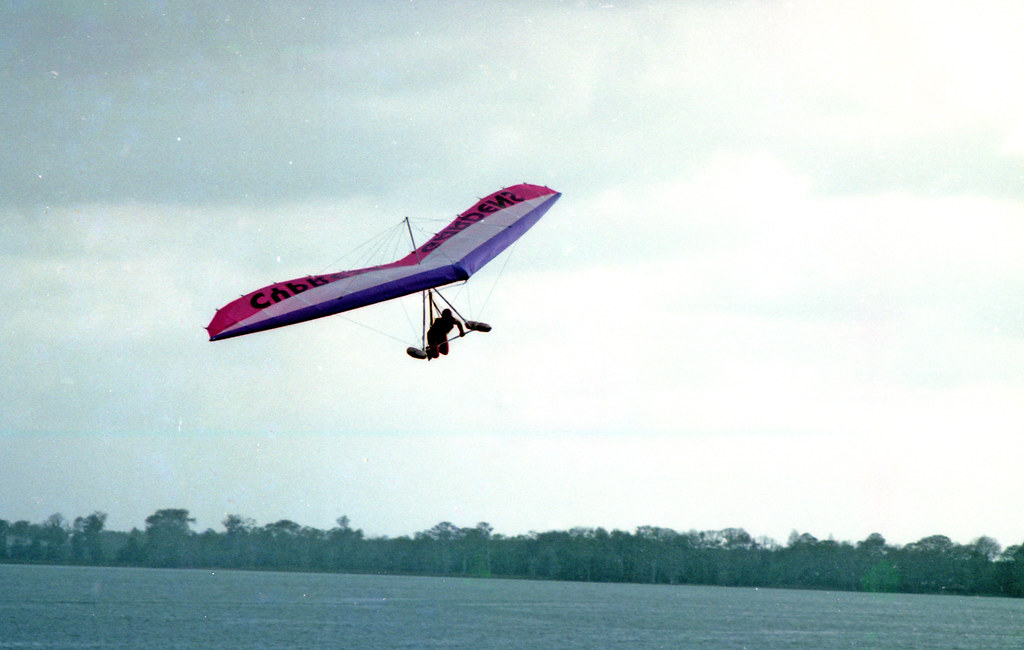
top-left (722, 528), bottom-right (754, 550)
top-left (223, 514), bottom-right (255, 537)
top-left (42, 514), bottom-right (70, 561)
top-left (780, 531), bottom-right (826, 588)
top-left (967, 535), bottom-right (1001, 593)
top-left (328, 515), bottom-right (364, 572)
top-left (898, 535), bottom-right (965, 593)
top-left (418, 522), bottom-right (464, 574)
top-left (635, 526), bottom-right (677, 583)
top-left (8, 521), bottom-right (34, 560)
top-left (461, 522), bottom-right (494, 577)
top-left (996, 544), bottom-right (1024, 597)
top-left (144, 509), bottom-right (195, 567)
top-left (861, 559), bottom-right (900, 592)
top-left (221, 514), bottom-right (256, 568)
top-left (83, 512), bottom-right (107, 563)
top-left (71, 517), bottom-right (87, 561)
top-left (856, 533), bottom-right (888, 557)
top-left (787, 531), bottom-right (819, 548)
top-left (970, 536), bottom-right (1001, 562)
top-left (72, 512), bottom-right (108, 564)
top-left (116, 528), bottom-right (146, 564)
top-left (3, 510), bottom-right (1019, 598)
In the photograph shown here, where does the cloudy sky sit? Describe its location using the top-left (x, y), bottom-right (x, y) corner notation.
top-left (3, 1), bottom-right (1023, 547)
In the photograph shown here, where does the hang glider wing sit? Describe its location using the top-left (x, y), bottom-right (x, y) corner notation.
top-left (207, 183), bottom-right (561, 341)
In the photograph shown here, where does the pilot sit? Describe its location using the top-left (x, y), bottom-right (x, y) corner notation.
top-left (425, 309), bottom-right (465, 359)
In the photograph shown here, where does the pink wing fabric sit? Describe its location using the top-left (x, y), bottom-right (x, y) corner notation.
top-left (207, 183), bottom-right (560, 341)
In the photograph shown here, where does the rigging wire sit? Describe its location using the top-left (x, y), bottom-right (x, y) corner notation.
top-left (314, 219), bottom-right (411, 276)
top-left (310, 218), bottom-right (423, 343)
top-left (308, 214), bottom-right (517, 347)
top-left (477, 238), bottom-right (520, 317)
top-left (335, 312), bottom-right (412, 344)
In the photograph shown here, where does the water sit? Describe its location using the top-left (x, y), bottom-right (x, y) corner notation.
top-left (1, 565), bottom-right (1021, 648)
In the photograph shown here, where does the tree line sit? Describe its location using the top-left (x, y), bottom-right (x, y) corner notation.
top-left (3, 510), bottom-right (1024, 598)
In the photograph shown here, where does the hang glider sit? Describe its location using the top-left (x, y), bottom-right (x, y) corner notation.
top-left (206, 183), bottom-right (561, 344)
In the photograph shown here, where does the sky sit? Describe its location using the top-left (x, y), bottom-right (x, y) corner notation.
top-left (2, 1), bottom-right (1023, 548)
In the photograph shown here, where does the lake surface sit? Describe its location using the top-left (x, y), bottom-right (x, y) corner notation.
top-left (1, 564), bottom-right (1022, 648)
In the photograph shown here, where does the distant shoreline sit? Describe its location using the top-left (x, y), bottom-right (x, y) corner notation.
top-left (3, 510), bottom-right (1022, 599)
